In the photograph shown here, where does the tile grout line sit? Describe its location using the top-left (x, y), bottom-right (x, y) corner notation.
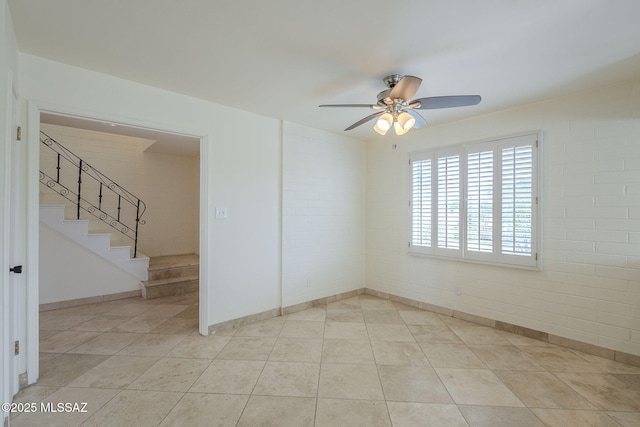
top-left (23, 292), bottom-right (640, 426)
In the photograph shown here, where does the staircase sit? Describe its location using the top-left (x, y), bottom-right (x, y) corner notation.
top-left (39, 131), bottom-right (146, 257)
top-left (39, 131), bottom-right (199, 301)
top-left (141, 254), bottom-right (199, 299)
top-left (39, 130), bottom-right (150, 283)
top-left (40, 204), bottom-right (150, 280)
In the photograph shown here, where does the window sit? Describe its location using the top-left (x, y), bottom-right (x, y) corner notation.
top-left (409, 133), bottom-right (540, 269)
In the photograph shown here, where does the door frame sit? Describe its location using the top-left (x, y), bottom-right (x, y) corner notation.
top-left (25, 101), bottom-right (210, 383)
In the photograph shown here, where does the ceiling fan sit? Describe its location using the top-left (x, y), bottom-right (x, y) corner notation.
top-left (319, 74), bottom-right (481, 136)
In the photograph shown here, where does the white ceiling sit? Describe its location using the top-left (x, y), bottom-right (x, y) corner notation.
top-left (9, 0), bottom-right (640, 141)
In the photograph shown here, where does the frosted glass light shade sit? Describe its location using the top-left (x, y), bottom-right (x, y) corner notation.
top-left (374, 123), bottom-right (389, 135)
top-left (374, 113), bottom-right (393, 135)
top-left (394, 112), bottom-right (416, 135)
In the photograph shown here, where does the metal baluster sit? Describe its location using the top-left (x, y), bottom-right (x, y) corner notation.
top-left (117, 195), bottom-right (121, 222)
top-left (56, 153), bottom-right (61, 183)
top-left (77, 159), bottom-right (82, 220)
top-left (134, 199), bottom-right (140, 258)
top-left (98, 183), bottom-right (103, 210)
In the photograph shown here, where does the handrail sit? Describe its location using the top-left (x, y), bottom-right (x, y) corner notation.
top-left (39, 131), bottom-right (146, 257)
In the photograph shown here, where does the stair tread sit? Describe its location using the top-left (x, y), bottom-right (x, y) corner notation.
top-left (142, 274), bottom-right (199, 287)
top-left (86, 233), bottom-right (112, 238)
top-left (61, 219), bottom-right (90, 224)
top-left (148, 254), bottom-right (199, 270)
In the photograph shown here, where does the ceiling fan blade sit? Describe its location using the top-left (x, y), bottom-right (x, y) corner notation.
top-left (388, 76), bottom-right (422, 101)
top-left (344, 111), bottom-right (384, 131)
top-left (319, 104), bottom-right (379, 108)
top-left (405, 109), bottom-right (427, 128)
top-left (411, 95), bottom-right (481, 109)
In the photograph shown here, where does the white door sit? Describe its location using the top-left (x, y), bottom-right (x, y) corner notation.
top-left (1, 72), bottom-right (17, 415)
top-left (8, 72), bottom-right (23, 396)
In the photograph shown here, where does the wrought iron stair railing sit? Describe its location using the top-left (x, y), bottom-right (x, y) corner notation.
top-left (39, 131), bottom-right (146, 258)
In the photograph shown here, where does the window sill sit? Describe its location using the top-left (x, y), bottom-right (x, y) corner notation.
top-left (407, 250), bottom-right (542, 271)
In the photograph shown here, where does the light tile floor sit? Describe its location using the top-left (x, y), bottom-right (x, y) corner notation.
top-left (10, 292), bottom-right (640, 426)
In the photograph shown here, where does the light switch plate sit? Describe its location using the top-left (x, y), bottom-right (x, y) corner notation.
top-left (215, 207), bottom-right (228, 219)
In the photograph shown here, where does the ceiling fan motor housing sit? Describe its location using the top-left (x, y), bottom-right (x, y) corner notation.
top-left (378, 74), bottom-right (411, 106)
top-left (377, 89), bottom-right (393, 106)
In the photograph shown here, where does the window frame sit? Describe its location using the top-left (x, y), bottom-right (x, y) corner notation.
top-left (408, 132), bottom-right (542, 270)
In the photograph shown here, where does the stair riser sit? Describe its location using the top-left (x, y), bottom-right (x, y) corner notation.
top-left (141, 279), bottom-right (199, 299)
top-left (41, 195), bottom-right (133, 250)
top-left (149, 265), bottom-right (199, 281)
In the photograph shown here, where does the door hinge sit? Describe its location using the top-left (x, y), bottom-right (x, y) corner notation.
top-left (535, 253), bottom-right (538, 261)
top-left (16, 126), bottom-right (22, 141)
top-left (14, 341), bottom-right (19, 355)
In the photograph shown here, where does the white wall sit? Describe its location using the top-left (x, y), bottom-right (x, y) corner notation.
top-left (366, 77), bottom-right (640, 356)
top-left (20, 53), bottom-right (281, 328)
top-left (282, 122), bottom-right (366, 306)
top-left (40, 123), bottom-right (200, 257)
top-left (39, 224), bottom-right (140, 304)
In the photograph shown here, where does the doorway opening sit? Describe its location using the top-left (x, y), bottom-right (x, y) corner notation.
top-left (39, 113), bottom-right (201, 302)
top-left (26, 104), bottom-right (209, 385)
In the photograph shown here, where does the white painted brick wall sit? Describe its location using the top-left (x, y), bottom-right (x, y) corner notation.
top-left (366, 77), bottom-right (640, 356)
top-left (282, 122), bottom-right (365, 306)
top-left (40, 124), bottom-right (199, 257)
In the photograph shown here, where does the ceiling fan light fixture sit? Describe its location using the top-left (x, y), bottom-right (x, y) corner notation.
top-left (373, 122), bottom-right (389, 135)
top-left (393, 122), bottom-right (409, 136)
top-left (394, 111), bottom-right (416, 135)
top-left (374, 112), bottom-right (393, 135)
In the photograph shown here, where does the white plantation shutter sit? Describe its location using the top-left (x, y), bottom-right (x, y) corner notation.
top-left (410, 157), bottom-right (432, 252)
top-left (436, 154), bottom-right (461, 253)
top-left (466, 149), bottom-right (494, 254)
top-left (409, 133), bottom-right (540, 269)
top-left (501, 144), bottom-right (534, 257)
